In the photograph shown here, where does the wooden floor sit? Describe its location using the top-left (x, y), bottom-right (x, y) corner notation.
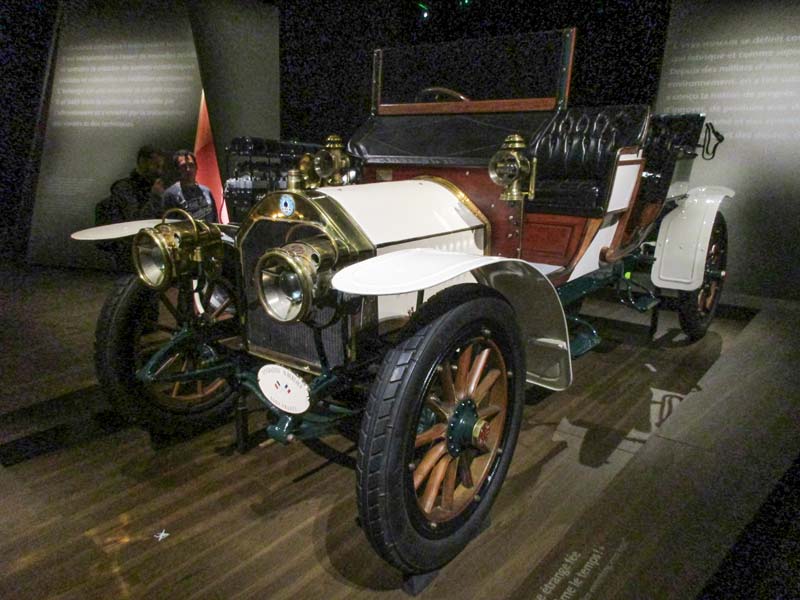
top-left (0, 264), bottom-right (796, 599)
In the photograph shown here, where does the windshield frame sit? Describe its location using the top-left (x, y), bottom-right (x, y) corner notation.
top-left (371, 28), bottom-right (576, 116)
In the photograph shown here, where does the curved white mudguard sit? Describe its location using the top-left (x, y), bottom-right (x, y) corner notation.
top-left (333, 249), bottom-right (572, 391)
top-left (651, 186), bottom-right (734, 291)
top-left (71, 219), bottom-right (179, 241)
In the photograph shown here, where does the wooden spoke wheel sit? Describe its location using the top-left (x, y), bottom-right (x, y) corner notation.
top-left (357, 289), bottom-right (524, 574)
top-left (137, 282), bottom-right (236, 411)
top-left (412, 337), bottom-right (508, 522)
top-left (678, 212), bottom-right (728, 341)
top-left (95, 274), bottom-right (240, 435)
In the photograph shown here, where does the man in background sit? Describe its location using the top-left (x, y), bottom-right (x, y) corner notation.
top-left (97, 145), bottom-right (165, 225)
top-left (95, 145), bottom-right (165, 270)
top-left (158, 150), bottom-right (218, 223)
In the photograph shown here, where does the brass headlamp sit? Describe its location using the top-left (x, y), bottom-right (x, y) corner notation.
top-left (254, 236), bottom-right (337, 323)
top-left (313, 134), bottom-right (350, 186)
top-left (132, 208), bottom-right (223, 291)
top-left (488, 134), bottom-right (535, 203)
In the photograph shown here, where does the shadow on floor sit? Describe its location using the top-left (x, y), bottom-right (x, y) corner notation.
top-left (0, 407), bottom-right (128, 466)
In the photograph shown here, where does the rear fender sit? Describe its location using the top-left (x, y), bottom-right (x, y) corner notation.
top-left (651, 186), bottom-right (734, 291)
top-left (332, 249), bottom-right (572, 390)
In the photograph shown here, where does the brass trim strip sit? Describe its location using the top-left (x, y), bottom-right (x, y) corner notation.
top-left (415, 175), bottom-right (492, 255)
top-left (246, 344), bottom-right (322, 375)
top-left (304, 189), bottom-right (376, 262)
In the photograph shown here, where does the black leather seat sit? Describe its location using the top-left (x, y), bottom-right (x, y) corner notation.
top-left (527, 105), bottom-right (650, 217)
top-left (639, 113), bottom-right (705, 204)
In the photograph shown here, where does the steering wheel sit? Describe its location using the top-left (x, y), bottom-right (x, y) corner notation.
top-left (414, 86), bottom-right (471, 103)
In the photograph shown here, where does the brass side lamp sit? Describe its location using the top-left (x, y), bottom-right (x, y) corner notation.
top-left (313, 134), bottom-right (350, 186)
top-left (488, 134), bottom-right (536, 203)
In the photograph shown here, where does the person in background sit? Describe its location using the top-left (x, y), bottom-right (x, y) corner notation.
top-left (98, 145), bottom-right (165, 224)
top-left (158, 150), bottom-right (218, 223)
top-left (95, 145), bottom-right (165, 270)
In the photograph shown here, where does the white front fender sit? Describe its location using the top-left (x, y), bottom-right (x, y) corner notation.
top-left (333, 249), bottom-right (572, 391)
top-left (651, 186), bottom-right (734, 291)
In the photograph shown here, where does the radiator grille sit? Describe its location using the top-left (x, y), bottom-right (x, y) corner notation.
top-left (241, 219), bottom-right (346, 370)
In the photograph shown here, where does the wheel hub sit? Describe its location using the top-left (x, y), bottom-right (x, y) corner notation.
top-left (447, 399), bottom-right (489, 456)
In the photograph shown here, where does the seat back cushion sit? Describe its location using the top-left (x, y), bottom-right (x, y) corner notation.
top-left (349, 112), bottom-right (555, 167)
top-left (639, 113), bottom-right (705, 203)
top-left (527, 105), bottom-right (650, 217)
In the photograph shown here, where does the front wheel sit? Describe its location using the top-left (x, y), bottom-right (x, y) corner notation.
top-left (356, 293), bottom-right (524, 574)
top-left (677, 212), bottom-right (728, 341)
top-left (95, 274), bottom-right (240, 435)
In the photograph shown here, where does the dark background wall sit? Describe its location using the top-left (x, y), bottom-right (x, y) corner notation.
top-left (278, 0), bottom-right (670, 143)
top-left (187, 0), bottom-right (280, 171)
top-left (1, 0), bottom-right (61, 258)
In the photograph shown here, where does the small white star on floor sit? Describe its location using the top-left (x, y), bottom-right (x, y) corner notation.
top-left (154, 529), bottom-right (170, 542)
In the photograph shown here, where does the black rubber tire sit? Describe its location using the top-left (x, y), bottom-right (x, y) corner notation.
top-left (356, 288), bottom-right (525, 574)
top-left (94, 274), bottom-right (237, 435)
top-left (677, 212), bottom-right (728, 341)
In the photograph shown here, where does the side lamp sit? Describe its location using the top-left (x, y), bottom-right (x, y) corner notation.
top-left (488, 134), bottom-right (536, 203)
top-left (313, 134), bottom-right (350, 186)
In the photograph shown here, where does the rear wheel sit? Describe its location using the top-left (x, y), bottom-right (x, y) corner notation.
top-left (95, 274), bottom-right (239, 435)
top-left (356, 294), bottom-right (524, 574)
top-left (678, 212), bottom-right (728, 341)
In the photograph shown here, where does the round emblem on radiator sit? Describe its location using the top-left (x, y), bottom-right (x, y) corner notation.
top-left (279, 194), bottom-right (295, 217)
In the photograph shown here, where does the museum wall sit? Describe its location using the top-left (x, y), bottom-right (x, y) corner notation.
top-left (186, 0), bottom-right (280, 174)
top-left (656, 0), bottom-right (800, 299)
top-left (24, 0), bottom-right (281, 269)
top-left (26, 0), bottom-right (204, 269)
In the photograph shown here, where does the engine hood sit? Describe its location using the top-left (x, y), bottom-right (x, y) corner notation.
top-left (238, 177), bottom-right (488, 263)
top-left (317, 179), bottom-right (485, 249)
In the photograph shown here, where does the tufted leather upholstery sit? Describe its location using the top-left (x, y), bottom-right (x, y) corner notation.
top-left (639, 113), bottom-right (705, 203)
top-left (527, 105), bottom-right (650, 217)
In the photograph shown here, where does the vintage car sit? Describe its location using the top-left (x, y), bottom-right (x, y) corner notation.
top-left (73, 29), bottom-right (730, 580)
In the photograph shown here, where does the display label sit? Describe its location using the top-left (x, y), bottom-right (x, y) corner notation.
top-left (257, 364), bottom-right (310, 414)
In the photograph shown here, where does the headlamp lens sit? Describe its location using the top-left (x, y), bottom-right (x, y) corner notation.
top-left (279, 271), bottom-right (303, 302)
top-left (133, 231), bottom-right (170, 289)
top-left (257, 253), bottom-right (310, 322)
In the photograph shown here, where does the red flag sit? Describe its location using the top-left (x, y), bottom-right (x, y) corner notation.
top-left (194, 90), bottom-right (228, 223)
